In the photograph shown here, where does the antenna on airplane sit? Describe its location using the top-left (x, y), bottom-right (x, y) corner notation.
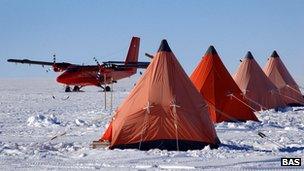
top-left (110, 77), bottom-right (113, 111)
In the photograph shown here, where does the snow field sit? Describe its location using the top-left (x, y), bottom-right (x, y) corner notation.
top-left (0, 78), bottom-right (303, 170)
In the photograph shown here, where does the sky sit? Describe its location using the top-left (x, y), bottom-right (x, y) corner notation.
top-left (0, 0), bottom-right (303, 82)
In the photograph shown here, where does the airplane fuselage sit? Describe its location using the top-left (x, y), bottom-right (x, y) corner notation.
top-left (56, 65), bottom-right (136, 87)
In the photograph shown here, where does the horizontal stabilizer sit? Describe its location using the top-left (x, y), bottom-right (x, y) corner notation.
top-left (104, 62), bottom-right (150, 70)
top-left (145, 53), bottom-right (154, 59)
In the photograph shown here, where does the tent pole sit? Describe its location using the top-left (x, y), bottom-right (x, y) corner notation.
top-left (110, 77), bottom-right (113, 111)
top-left (104, 74), bottom-right (107, 110)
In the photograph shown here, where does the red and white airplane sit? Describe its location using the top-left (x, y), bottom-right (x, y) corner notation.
top-left (7, 37), bottom-right (149, 92)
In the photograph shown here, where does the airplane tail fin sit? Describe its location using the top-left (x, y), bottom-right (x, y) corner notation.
top-left (125, 37), bottom-right (140, 73)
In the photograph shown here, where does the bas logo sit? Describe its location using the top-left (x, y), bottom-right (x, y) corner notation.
top-left (281, 158), bottom-right (301, 166)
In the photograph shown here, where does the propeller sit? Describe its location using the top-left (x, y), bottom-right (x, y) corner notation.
top-left (93, 57), bottom-right (101, 67)
top-left (45, 68), bottom-right (52, 72)
top-left (94, 57), bottom-right (103, 81)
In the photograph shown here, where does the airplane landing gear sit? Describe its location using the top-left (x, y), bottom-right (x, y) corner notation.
top-left (73, 86), bottom-right (81, 92)
top-left (100, 85), bottom-right (111, 92)
top-left (105, 86), bottom-right (111, 92)
top-left (65, 86), bottom-right (71, 92)
top-left (65, 85), bottom-right (82, 92)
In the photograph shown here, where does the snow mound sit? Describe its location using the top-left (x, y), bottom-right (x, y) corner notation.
top-left (0, 142), bottom-right (22, 156)
top-left (27, 114), bottom-right (61, 127)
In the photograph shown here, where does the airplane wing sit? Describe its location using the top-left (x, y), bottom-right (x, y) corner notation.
top-left (7, 59), bottom-right (55, 66)
top-left (7, 58), bottom-right (73, 72)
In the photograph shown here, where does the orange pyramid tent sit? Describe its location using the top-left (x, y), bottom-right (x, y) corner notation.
top-left (263, 51), bottom-right (304, 106)
top-left (190, 46), bottom-right (258, 123)
top-left (99, 40), bottom-right (220, 151)
top-left (233, 51), bottom-right (286, 111)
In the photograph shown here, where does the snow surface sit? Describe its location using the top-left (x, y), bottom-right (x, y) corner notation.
top-left (0, 77), bottom-right (303, 170)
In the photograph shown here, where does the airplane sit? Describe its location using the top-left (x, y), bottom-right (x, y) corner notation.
top-left (7, 37), bottom-right (150, 92)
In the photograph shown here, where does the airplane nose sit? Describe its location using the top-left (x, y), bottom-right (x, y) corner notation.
top-left (56, 73), bottom-right (69, 84)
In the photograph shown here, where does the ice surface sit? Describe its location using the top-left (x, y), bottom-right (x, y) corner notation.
top-left (0, 77), bottom-right (303, 170)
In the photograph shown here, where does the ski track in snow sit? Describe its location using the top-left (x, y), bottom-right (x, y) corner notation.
top-left (0, 78), bottom-right (303, 170)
